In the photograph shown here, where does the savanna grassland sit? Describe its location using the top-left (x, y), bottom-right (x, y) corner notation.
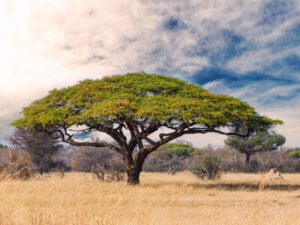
top-left (0, 172), bottom-right (299, 225)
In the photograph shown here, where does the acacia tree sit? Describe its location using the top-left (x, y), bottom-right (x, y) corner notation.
top-left (225, 130), bottom-right (285, 164)
top-left (12, 73), bottom-right (281, 184)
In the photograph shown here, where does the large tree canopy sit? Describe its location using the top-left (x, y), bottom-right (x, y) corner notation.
top-left (12, 73), bottom-right (282, 184)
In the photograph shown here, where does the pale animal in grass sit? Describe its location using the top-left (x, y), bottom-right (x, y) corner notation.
top-left (265, 168), bottom-right (284, 180)
top-left (259, 168), bottom-right (288, 190)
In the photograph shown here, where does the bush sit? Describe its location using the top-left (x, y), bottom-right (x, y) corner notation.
top-left (190, 154), bottom-right (221, 180)
top-left (70, 146), bottom-right (115, 171)
top-left (0, 149), bottom-right (35, 180)
top-left (91, 159), bottom-right (125, 182)
top-left (289, 148), bottom-right (300, 158)
top-left (143, 156), bottom-right (167, 172)
top-left (143, 155), bottom-right (185, 174)
top-left (107, 158), bottom-right (125, 181)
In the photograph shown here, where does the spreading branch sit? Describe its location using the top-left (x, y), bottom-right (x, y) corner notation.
top-left (64, 139), bottom-right (123, 154)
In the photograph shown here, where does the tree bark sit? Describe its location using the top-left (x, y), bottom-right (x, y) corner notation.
top-left (126, 167), bottom-right (141, 185)
top-left (245, 153), bottom-right (251, 164)
top-left (124, 148), bottom-right (146, 185)
top-left (39, 167), bottom-right (44, 175)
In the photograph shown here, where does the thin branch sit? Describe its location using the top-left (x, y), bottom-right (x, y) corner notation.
top-left (68, 128), bottom-right (93, 132)
top-left (208, 128), bottom-right (250, 137)
top-left (64, 139), bottom-right (123, 155)
top-left (144, 136), bottom-right (157, 146)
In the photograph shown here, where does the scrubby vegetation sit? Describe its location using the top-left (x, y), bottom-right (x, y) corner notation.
top-left (143, 143), bottom-right (300, 174)
top-left (1, 137), bottom-right (299, 183)
top-left (189, 154), bottom-right (221, 180)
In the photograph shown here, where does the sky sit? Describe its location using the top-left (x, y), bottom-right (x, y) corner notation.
top-left (0, 0), bottom-right (300, 148)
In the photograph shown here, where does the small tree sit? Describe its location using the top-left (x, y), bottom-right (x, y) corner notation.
top-left (289, 148), bottom-right (300, 159)
top-left (157, 143), bottom-right (194, 174)
top-left (9, 128), bottom-right (62, 174)
top-left (12, 73), bottom-right (282, 184)
top-left (225, 130), bottom-right (285, 164)
top-left (0, 143), bottom-right (7, 149)
top-left (160, 143), bottom-right (194, 159)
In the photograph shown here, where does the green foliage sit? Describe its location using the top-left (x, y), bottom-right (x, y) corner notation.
top-left (159, 143), bottom-right (194, 159)
top-left (289, 148), bottom-right (300, 158)
top-left (225, 132), bottom-right (285, 151)
top-left (0, 143), bottom-right (7, 149)
top-left (190, 154), bottom-right (221, 180)
top-left (225, 131), bottom-right (285, 163)
top-left (12, 73), bottom-right (280, 131)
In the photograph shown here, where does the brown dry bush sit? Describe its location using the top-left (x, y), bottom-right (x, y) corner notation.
top-left (91, 159), bottom-right (125, 182)
top-left (0, 149), bottom-right (35, 180)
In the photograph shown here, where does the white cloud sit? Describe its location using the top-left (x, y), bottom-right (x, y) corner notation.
top-left (202, 80), bottom-right (224, 90)
top-left (260, 104), bottom-right (300, 147)
top-left (227, 46), bottom-right (300, 74)
top-left (0, 0), bottom-right (300, 147)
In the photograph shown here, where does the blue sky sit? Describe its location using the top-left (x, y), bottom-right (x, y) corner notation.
top-left (0, 0), bottom-right (300, 147)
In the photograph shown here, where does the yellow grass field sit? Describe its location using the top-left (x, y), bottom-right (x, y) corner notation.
top-left (0, 172), bottom-right (299, 225)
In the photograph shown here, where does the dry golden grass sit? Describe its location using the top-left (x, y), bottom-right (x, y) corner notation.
top-left (0, 172), bottom-right (299, 225)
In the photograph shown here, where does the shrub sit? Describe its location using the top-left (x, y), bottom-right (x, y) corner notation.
top-left (91, 159), bottom-right (125, 182)
top-left (143, 155), bottom-right (185, 174)
top-left (142, 156), bottom-right (167, 172)
top-left (289, 148), bottom-right (300, 158)
top-left (190, 154), bottom-right (221, 180)
top-left (70, 146), bottom-right (115, 171)
top-left (107, 158), bottom-right (125, 181)
top-left (0, 149), bottom-right (35, 180)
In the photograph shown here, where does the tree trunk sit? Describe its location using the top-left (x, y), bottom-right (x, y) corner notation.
top-left (123, 144), bottom-right (152, 185)
top-left (124, 151), bottom-right (145, 185)
top-left (245, 153), bottom-right (251, 164)
top-left (167, 160), bottom-right (171, 175)
top-left (126, 167), bottom-right (141, 185)
top-left (40, 167), bottom-right (43, 175)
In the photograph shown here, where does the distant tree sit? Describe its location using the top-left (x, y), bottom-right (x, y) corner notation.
top-left (158, 143), bottom-right (194, 160)
top-left (225, 130), bottom-right (285, 164)
top-left (0, 143), bottom-right (7, 148)
top-left (12, 73), bottom-right (282, 184)
top-left (9, 128), bottom-right (62, 174)
top-left (288, 148), bottom-right (300, 159)
top-left (153, 143), bottom-right (194, 174)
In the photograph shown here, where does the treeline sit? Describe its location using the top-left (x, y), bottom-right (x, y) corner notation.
top-left (144, 144), bottom-right (300, 173)
top-left (1, 142), bottom-right (299, 176)
top-left (0, 128), bottom-right (299, 179)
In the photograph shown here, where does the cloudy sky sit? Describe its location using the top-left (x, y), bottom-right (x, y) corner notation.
top-left (1, 0), bottom-right (300, 148)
